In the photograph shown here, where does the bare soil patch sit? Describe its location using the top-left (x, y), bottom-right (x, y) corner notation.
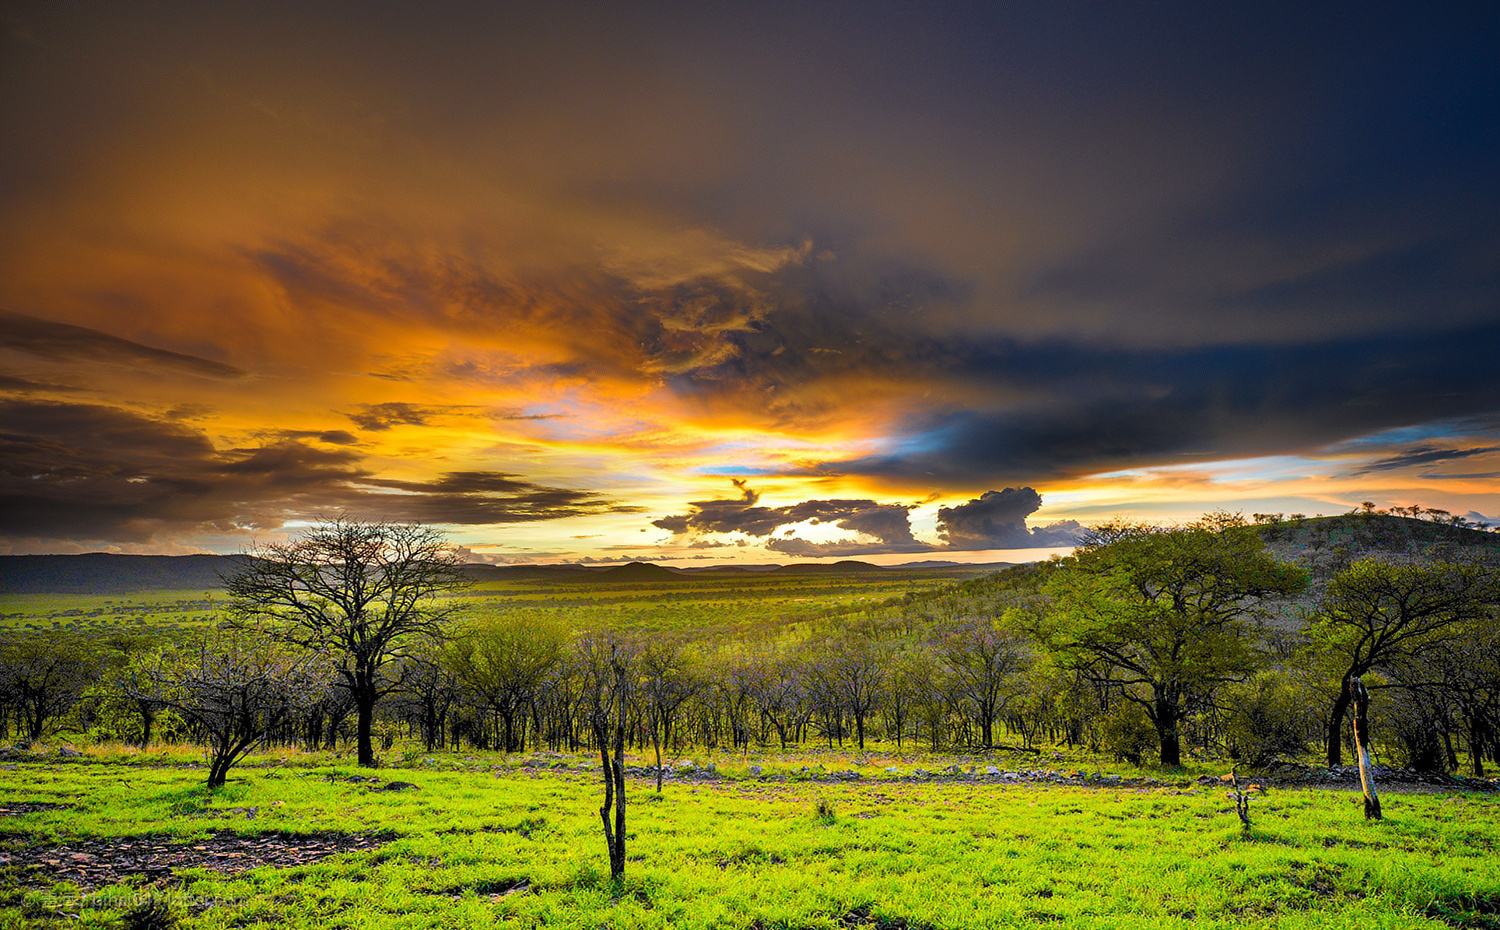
top-left (0, 830), bottom-right (388, 891)
top-left (0, 801), bottom-right (70, 816)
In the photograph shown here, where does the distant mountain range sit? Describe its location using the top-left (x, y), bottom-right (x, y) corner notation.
top-left (0, 553), bottom-right (1014, 594)
top-left (6, 516), bottom-right (1495, 595)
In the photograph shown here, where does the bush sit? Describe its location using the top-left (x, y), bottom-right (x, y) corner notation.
top-left (1099, 702), bottom-right (1155, 764)
top-left (1225, 672), bottom-right (1317, 766)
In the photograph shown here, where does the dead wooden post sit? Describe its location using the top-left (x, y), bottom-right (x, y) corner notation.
top-left (1348, 675), bottom-right (1382, 820)
top-left (592, 644), bottom-right (629, 880)
top-left (1228, 769), bottom-right (1252, 834)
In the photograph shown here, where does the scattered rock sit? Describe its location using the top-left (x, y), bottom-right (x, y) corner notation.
top-left (0, 801), bottom-right (70, 816)
top-left (57, 747), bottom-right (85, 759)
top-left (377, 781), bottom-right (418, 792)
top-left (1, 830), bottom-right (389, 892)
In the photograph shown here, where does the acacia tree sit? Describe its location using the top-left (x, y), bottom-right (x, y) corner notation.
top-left (449, 615), bottom-right (564, 752)
top-left (226, 519), bottom-right (467, 767)
top-left (1042, 516), bottom-right (1306, 765)
top-left (1308, 558), bottom-right (1497, 766)
top-left (936, 616), bottom-right (1028, 749)
top-left (133, 632), bottom-right (324, 788)
top-left (0, 633), bottom-right (97, 741)
top-left (639, 640), bottom-right (698, 791)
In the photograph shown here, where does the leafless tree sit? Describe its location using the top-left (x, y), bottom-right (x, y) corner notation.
top-left (936, 618), bottom-right (1028, 749)
top-left (0, 633), bottom-right (97, 741)
top-left (581, 633), bottom-right (633, 880)
top-left (746, 652), bottom-right (807, 749)
top-left (640, 640), bottom-right (698, 791)
top-left (226, 519), bottom-right (468, 766)
top-left (820, 637), bottom-right (884, 750)
top-left (132, 631), bottom-right (325, 788)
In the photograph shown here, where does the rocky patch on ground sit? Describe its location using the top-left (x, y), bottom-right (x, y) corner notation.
top-left (0, 801), bottom-right (70, 816)
top-left (1244, 762), bottom-right (1499, 792)
top-left (0, 831), bottom-right (389, 891)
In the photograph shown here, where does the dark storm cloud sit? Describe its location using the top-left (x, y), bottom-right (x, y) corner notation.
top-left (0, 399), bottom-right (631, 544)
top-left (653, 479), bottom-right (925, 551)
top-left (655, 482), bottom-right (1078, 554)
top-left (936, 488), bottom-right (1083, 549)
top-left (1355, 445), bottom-right (1500, 475)
top-left (4, 0), bottom-right (1500, 546)
top-left (0, 311), bottom-right (244, 379)
top-left (820, 320), bottom-right (1500, 485)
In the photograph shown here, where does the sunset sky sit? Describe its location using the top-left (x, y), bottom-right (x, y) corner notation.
top-left (2, 2), bottom-right (1498, 563)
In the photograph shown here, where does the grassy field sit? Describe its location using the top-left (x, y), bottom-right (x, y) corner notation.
top-left (1, 748), bottom-right (1497, 929)
top-left (0, 591), bottom-right (224, 636)
top-left (0, 570), bottom-right (975, 638)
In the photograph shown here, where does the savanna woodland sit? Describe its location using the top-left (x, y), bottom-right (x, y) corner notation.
top-left (2, 511), bottom-right (1500, 928)
top-left (6, 2), bottom-right (1500, 928)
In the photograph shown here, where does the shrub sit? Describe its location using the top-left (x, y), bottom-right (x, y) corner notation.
top-left (1099, 702), bottom-right (1155, 764)
top-left (1225, 672), bottom-right (1317, 766)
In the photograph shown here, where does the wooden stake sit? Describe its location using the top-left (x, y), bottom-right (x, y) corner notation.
top-left (1348, 675), bottom-right (1382, 820)
top-left (1228, 769), bottom-right (1251, 833)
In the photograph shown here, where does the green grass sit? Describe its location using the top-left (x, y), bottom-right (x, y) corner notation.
top-left (2, 751), bottom-right (1497, 929)
top-left (0, 571), bottom-right (972, 639)
top-left (0, 591), bottom-right (224, 635)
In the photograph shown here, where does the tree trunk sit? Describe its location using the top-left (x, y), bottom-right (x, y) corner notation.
top-left (652, 713), bottom-right (664, 793)
top-left (594, 660), bottom-right (628, 881)
top-left (1326, 682), bottom-right (1351, 767)
top-left (1155, 696), bottom-right (1181, 766)
top-left (1349, 676), bottom-right (1381, 820)
top-left (610, 696), bottom-right (626, 879)
top-left (1472, 720), bottom-right (1488, 778)
top-left (355, 679), bottom-right (377, 767)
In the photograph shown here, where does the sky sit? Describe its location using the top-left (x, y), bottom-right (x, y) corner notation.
top-left (2, 1), bottom-right (1498, 564)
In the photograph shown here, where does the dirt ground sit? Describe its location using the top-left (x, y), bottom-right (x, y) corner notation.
top-left (0, 830), bottom-right (389, 891)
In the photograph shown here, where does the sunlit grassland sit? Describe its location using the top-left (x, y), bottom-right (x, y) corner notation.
top-left (460, 572), bottom-right (969, 638)
top-left (0, 571), bottom-right (972, 638)
top-left (0, 592), bottom-right (223, 635)
top-left (2, 754), bottom-right (1497, 929)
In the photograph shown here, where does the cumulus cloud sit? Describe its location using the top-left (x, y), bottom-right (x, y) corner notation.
top-left (935, 488), bottom-right (1083, 549)
top-left (653, 481), bottom-right (1079, 556)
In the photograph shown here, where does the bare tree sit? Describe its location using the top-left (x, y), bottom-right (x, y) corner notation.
top-left (133, 632), bottom-right (325, 788)
top-left (746, 652), bottom-right (807, 749)
top-left (581, 634), bottom-right (633, 880)
top-left (936, 618), bottom-right (1027, 749)
top-left (394, 642), bottom-right (461, 752)
top-left (820, 637), bottom-right (884, 750)
top-left (226, 519), bottom-right (468, 767)
top-left (1349, 676), bottom-right (1381, 819)
top-left (640, 640), bottom-right (698, 791)
top-left (0, 633), bottom-right (97, 741)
